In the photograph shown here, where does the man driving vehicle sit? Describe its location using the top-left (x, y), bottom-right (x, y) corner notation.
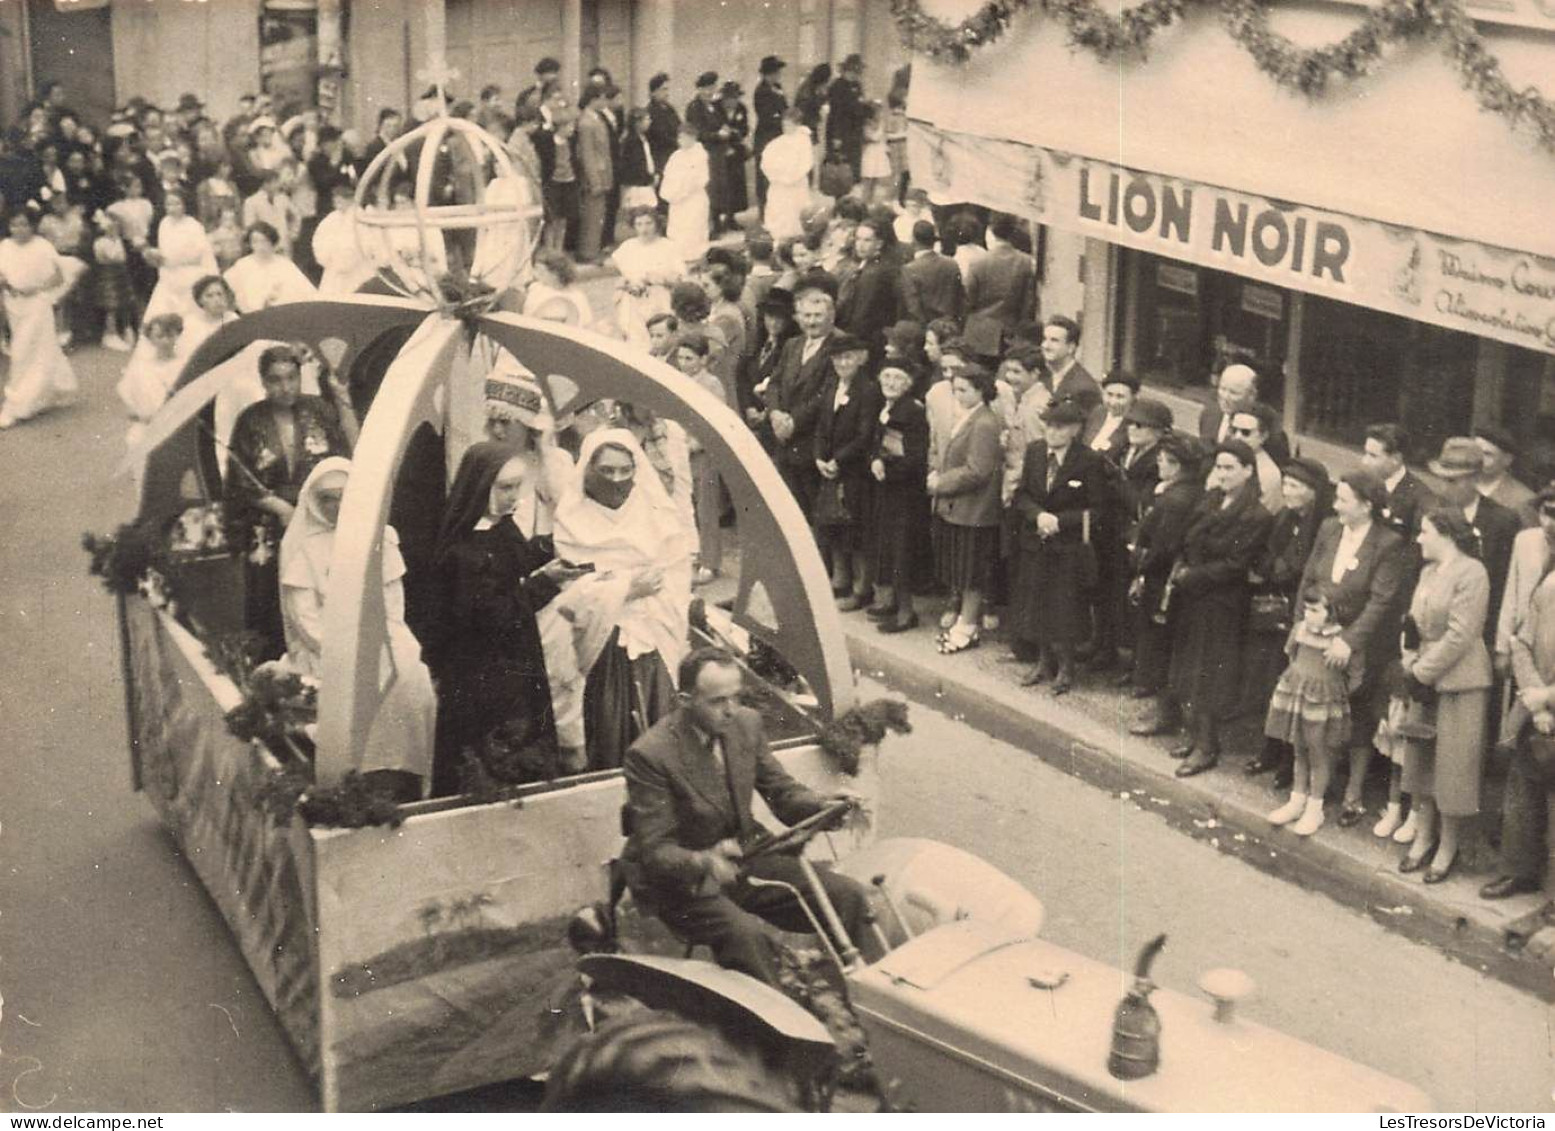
top-left (621, 646), bottom-right (876, 985)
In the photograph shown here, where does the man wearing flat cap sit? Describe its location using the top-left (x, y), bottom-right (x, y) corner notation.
top-left (753, 56), bottom-right (788, 210)
top-left (1430, 436), bottom-right (1521, 649)
top-left (1008, 397), bottom-right (1114, 695)
top-left (1475, 424), bottom-right (1536, 527)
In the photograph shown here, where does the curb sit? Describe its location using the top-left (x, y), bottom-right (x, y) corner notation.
top-left (844, 628), bottom-right (1555, 1004)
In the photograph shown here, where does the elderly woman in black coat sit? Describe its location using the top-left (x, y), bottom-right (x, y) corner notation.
top-left (1007, 398), bottom-right (1114, 695)
top-left (1128, 432), bottom-right (1204, 732)
top-left (814, 332), bottom-right (883, 610)
top-left (865, 359), bottom-right (930, 634)
top-left (1163, 439), bottom-right (1275, 778)
top-left (1238, 456), bottom-right (1333, 775)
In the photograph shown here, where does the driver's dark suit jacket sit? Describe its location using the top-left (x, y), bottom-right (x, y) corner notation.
top-left (621, 705), bottom-right (828, 898)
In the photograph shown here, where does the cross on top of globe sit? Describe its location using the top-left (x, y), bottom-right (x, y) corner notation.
top-left (353, 114), bottom-right (544, 308)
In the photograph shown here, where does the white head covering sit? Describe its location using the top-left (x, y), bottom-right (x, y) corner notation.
top-left (280, 457), bottom-right (406, 593)
top-left (552, 427), bottom-right (694, 673)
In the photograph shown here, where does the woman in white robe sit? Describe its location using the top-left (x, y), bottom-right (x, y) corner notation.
top-left (311, 186), bottom-right (376, 296)
top-left (609, 206), bottom-right (685, 349)
top-left (224, 221), bottom-right (317, 314)
top-left (0, 209), bottom-right (78, 428)
top-left (279, 457), bottom-right (436, 799)
top-left (546, 428), bottom-right (696, 770)
top-left (659, 124), bottom-right (710, 264)
top-left (761, 112), bottom-right (814, 242)
top-left (143, 191), bottom-right (218, 321)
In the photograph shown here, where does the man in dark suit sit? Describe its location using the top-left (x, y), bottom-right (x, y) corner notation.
top-left (355, 108), bottom-right (402, 178)
top-left (622, 647), bottom-right (872, 986)
top-left (752, 55), bottom-right (788, 210)
top-left (1361, 422), bottom-right (1435, 570)
top-left (836, 218), bottom-right (901, 359)
top-left (1430, 436), bottom-right (1521, 648)
top-left (1117, 398), bottom-right (1171, 526)
top-left (900, 219), bottom-right (964, 325)
top-left (963, 213), bottom-right (1035, 354)
top-left (1041, 315), bottom-right (1102, 417)
top-left (515, 57), bottom-right (562, 115)
top-left (826, 54), bottom-right (868, 179)
top-left (1196, 362), bottom-right (1291, 465)
top-left (769, 278), bottom-right (841, 517)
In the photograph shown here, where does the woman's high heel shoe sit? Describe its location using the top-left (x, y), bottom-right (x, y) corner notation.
top-left (1423, 851), bottom-right (1458, 885)
top-left (1399, 841), bottom-right (1438, 874)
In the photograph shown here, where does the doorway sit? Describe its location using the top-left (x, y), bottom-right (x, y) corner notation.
top-left (26, 0), bottom-right (116, 127)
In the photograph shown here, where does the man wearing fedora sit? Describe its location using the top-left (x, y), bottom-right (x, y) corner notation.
top-left (1430, 436), bottom-right (1521, 649)
top-left (753, 56), bottom-right (788, 211)
top-left (1475, 424), bottom-right (1537, 528)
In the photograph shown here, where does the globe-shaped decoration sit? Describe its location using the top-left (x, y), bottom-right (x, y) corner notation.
top-left (353, 115), bottom-right (544, 308)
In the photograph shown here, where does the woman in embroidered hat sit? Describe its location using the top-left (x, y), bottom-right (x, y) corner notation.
top-left (482, 356), bottom-right (576, 542)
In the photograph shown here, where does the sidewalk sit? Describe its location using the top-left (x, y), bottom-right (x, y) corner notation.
top-left (701, 543), bottom-right (1555, 1002)
top-left (570, 254), bottom-right (1555, 1001)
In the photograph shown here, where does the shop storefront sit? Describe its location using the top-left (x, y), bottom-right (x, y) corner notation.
top-left (905, 0), bottom-right (1555, 477)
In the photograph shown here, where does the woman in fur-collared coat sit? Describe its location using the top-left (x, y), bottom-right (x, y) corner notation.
top-left (1164, 439), bottom-right (1274, 778)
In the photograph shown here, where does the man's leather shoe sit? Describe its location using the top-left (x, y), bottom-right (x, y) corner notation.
top-left (1020, 665), bottom-right (1053, 688)
top-left (1129, 714), bottom-right (1178, 737)
top-left (836, 594), bottom-right (868, 612)
top-left (1175, 753), bottom-right (1218, 778)
top-left (1050, 670), bottom-right (1073, 696)
top-left (1336, 802), bottom-right (1366, 828)
top-left (1480, 875), bottom-right (1540, 900)
top-left (1167, 738), bottom-right (1196, 759)
top-left (865, 604), bottom-right (895, 621)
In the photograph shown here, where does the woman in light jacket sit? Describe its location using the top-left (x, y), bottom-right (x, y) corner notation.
top-left (1397, 506), bottom-right (1492, 883)
top-left (927, 363), bottom-right (1004, 655)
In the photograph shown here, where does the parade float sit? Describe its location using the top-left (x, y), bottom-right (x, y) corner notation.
top-left (99, 101), bottom-right (1435, 1115)
top-left (104, 109), bottom-right (881, 1112)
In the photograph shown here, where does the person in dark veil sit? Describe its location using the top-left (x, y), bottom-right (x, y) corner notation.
top-left (422, 441), bottom-right (592, 796)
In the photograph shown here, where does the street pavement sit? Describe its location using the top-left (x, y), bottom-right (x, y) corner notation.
top-left (0, 313), bottom-right (1550, 1112)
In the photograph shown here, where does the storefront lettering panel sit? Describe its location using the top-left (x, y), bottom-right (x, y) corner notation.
top-left (912, 121), bottom-right (1555, 355)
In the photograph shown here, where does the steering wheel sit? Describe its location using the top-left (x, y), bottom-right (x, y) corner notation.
top-left (741, 799), bottom-right (855, 862)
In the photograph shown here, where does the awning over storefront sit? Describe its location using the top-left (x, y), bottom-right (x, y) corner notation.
top-left (910, 120), bottom-right (1555, 355)
top-left (905, 2), bottom-right (1555, 261)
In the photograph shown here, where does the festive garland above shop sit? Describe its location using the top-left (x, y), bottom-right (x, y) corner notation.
top-left (892, 0), bottom-right (1555, 152)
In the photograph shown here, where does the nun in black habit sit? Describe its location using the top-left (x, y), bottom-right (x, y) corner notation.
top-left (422, 441), bottom-right (591, 796)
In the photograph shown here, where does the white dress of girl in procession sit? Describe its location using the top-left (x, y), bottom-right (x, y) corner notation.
top-left (280, 458), bottom-right (437, 795)
top-left (143, 191), bottom-right (218, 321)
top-left (311, 194), bottom-right (377, 296)
top-left (658, 124), bottom-right (710, 264)
top-left (762, 113), bottom-right (814, 242)
top-left (609, 206), bottom-right (685, 349)
top-left (0, 209), bottom-right (78, 428)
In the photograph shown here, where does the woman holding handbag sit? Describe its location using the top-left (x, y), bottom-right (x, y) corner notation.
top-left (1007, 398), bottom-right (1112, 696)
top-left (1238, 457), bottom-right (1332, 773)
top-left (1397, 507), bottom-right (1493, 882)
top-left (813, 333), bottom-right (881, 610)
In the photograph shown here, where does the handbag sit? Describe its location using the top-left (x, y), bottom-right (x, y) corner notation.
top-left (1248, 592), bottom-right (1292, 635)
top-left (818, 154), bottom-right (855, 199)
top-left (814, 479), bottom-right (853, 527)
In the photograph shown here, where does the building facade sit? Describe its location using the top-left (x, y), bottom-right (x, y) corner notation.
top-left (909, 0), bottom-right (1555, 476)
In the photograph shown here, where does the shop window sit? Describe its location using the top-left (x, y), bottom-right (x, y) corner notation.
top-left (1498, 346), bottom-right (1555, 484)
top-left (1125, 249), bottom-right (1287, 410)
top-left (1299, 295), bottom-right (1475, 457)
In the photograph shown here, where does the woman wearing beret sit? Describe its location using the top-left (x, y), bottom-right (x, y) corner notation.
top-left (1238, 456), bottom-right (1333, 777)
top-left (1163, 439), bottom-right (1274, 777)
